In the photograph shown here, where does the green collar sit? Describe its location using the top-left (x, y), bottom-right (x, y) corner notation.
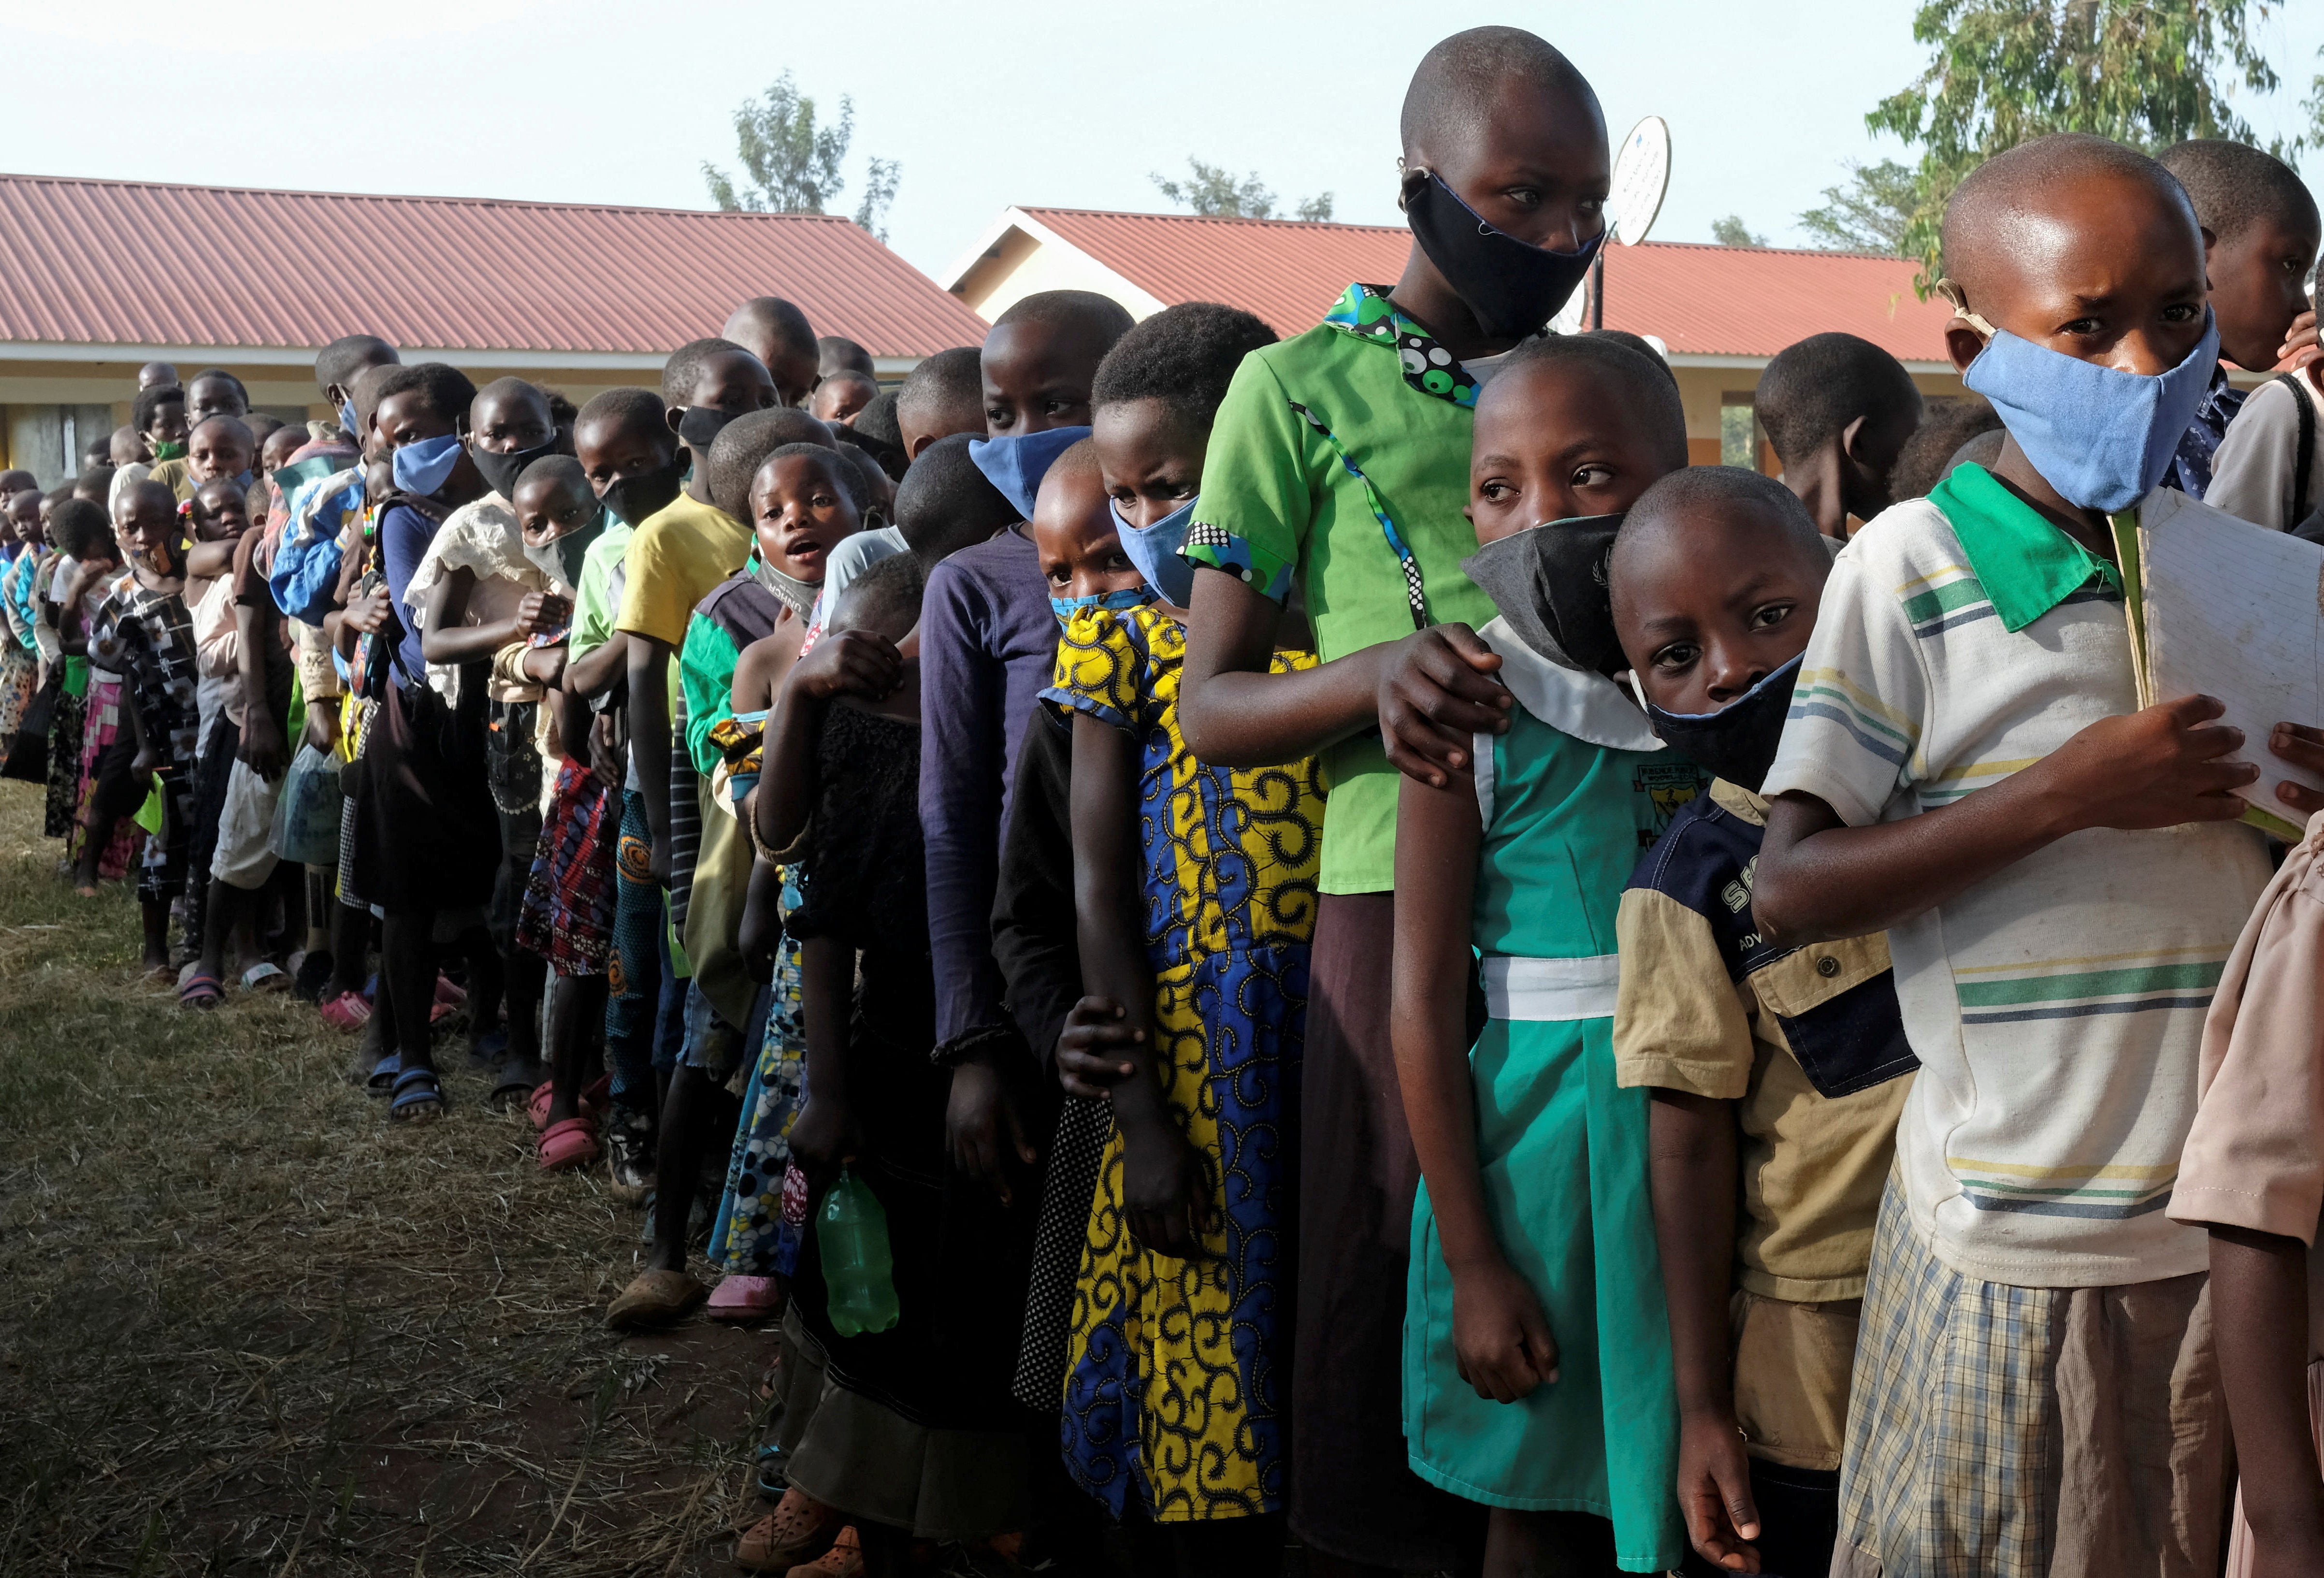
top-left (1930, 463), bottom-right (2121, 633)
top-left (1320, 282), bottom-right (1482, 409)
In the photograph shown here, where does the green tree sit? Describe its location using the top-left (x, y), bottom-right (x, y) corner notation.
top-left (1798, 158), bottom-right (1919, 253)
top-left (1868, 0), bottom-right (2315, 291)
top-left (1152, 158), bottom-right (1335, 222)
top-left (1711, 214), bottom-right (1767, 246)
top-left (703, 72), bottom-right (900, 240)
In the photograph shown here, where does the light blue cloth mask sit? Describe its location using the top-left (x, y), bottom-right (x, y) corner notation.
top-left (390, 433), bottom-right (464, 497)
top-left (1960, 307), bottom-right (2220, 514)
top-left (1111, 496), bottom-right (1198, 608)
top-left (1051, 585), bottom-right (1154, 626)
top-left (968, 426), bottom-right (1092, 519)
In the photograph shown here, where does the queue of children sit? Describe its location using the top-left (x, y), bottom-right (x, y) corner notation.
top-left (14, 21), bottom-right (2324, 1578)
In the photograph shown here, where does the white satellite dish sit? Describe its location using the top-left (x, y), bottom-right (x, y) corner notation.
top-left (1610, 116), bottom-right (1671, 246)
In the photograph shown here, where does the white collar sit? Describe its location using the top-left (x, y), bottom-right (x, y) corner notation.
top-left (1477, 615), bottom-right (1667, 753)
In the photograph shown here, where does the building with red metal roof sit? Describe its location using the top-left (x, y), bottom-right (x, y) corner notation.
top-left (0, 173), bottom-right (987, 485)
top-left (946, 205), bottom-right (1972, 466)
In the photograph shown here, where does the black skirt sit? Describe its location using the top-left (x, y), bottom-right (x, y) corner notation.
top-left (350, 673), bottom-right (500, 915)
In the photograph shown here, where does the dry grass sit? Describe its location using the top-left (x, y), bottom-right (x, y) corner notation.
top-left (0, 781), bottom-right (777, 1576)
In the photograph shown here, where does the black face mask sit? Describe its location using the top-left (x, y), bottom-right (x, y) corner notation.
top-left (553, 512), bottom-right (607, 588)
top-left (1405, 172), bottom-right (1606, 341)
top-left (676, 405), bottom-right (741, 449)
top-left (599, 454), bottom-right (688, 528)
top-left (469, 436), bottom-right (559, 501)
top-left (1458, 512), bottom-right (1626, 677)
top-left (1644, 654), bottom-right (1804, 792)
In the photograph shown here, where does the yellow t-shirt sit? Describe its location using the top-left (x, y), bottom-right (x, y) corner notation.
top-left (613, 491), bottom-right (752, 650)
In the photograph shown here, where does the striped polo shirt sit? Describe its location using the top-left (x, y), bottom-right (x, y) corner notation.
top-left (1764, 463), bottom-right (2273, 1287)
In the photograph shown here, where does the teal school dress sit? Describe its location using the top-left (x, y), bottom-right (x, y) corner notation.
top-left (1403, 616), bottom-right (1701, 1573)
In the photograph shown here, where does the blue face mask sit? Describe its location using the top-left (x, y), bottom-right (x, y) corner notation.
top-left (1050, 585), bottom-right (1154, 626)
top-left (1110, 496), bottom-right (1198, 608)
top-left (968, 426), bottom-right (1092, 519)
top-left (1958, 304), bottom-right (2220, 513)
top-left (338, 400), bottom-right (359, 441)
top-left (390, 433), bottom-right (464, 497)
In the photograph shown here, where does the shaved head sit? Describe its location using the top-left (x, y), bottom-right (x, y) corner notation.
top-left (1940, 133), bottom-right (2198, 308)
top-left (1400, 26), bottom-right (1601, 161)
top-left (1612, 466), bottom-right (1828, 595)
top-left (722, 297), bottom-right (820, 405)
top-left (992, 290), bottom-right (1136, 347)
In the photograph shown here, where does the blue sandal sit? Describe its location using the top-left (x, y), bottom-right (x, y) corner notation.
top-left (390, 1066), bottom-right (446, 1123)
top-left (363, 1052), bottom-right (401, 1097)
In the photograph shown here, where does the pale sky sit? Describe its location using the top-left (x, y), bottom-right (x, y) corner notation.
top-left (2, 0), bottom-right (2319, 286)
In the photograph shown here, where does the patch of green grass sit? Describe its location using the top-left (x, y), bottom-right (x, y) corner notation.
top-left (0, 783), bottom-right (773, 1575)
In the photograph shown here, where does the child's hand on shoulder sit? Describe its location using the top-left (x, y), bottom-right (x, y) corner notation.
top-left (1055, 996), bottom-right (1140, 1099)
top-left (788, 628), bottom-right (901, 704)
top-left (2039, 693), bottom-right (2256, 833)
top-left (1448, 1253), bottom-right (1559, 1404)
top-left (1377, 622), bottom-right (1514, 789)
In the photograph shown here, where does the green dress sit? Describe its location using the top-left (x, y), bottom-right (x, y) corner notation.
top-left (1402, 620), bottom-right (1700, 1573)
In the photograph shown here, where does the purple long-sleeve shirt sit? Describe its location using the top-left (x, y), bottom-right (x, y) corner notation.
top-left (918, 525), bottom-right (1058, 1050)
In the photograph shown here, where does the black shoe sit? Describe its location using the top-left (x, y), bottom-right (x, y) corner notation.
top-left (293, 950), bottom-right (334, 1004)
top-left (605, 1106), bottom-right (657, 1207)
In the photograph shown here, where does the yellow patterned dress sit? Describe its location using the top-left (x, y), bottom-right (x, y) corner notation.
top-left (1043, 602), bottom-right (1325, 1523)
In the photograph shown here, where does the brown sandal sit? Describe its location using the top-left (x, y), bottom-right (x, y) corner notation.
top-left (606, 1268), bottom-right (707, 1330)
top-left (734, 1489), bottom-right (838, 1572)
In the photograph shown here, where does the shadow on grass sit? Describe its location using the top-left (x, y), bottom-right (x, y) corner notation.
top-left (0, 784), bottom-right (776, 1576)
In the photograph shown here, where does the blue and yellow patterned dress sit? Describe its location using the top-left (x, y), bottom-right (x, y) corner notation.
top-left (1044, 603), bottom-right (1325, 1523)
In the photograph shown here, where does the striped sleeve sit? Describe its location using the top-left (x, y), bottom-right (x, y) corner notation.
top-left (1764, 548), bottom-right (1925, 827)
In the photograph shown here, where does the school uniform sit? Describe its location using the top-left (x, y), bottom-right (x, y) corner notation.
top-left (2172, 807), bottom-right (2324, 1574)
top-left (1615, 779), bottom-right (1916, 1575)
top-left (1766, 463), bottom-right (2272, 1577)
top-left (1187, 281), bottom-right (1498, 1567)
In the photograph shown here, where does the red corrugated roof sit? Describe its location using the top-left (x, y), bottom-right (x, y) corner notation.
top-left (0, 173), bottom-right (989, 359)
top-left (1018, 207), bottom-right (1952, 362)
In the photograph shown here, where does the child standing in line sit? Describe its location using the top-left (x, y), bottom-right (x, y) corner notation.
top-left (570, 387), bottom-right (685, 1200)
top-left (72, 479), bottom-right (201, 978)
top-left (2174, 140), bottom-right (2324, 530)
top-left (405, 376), bottom-right (571, 1096)
top-left (1048, 300), bottom-right (1322, 1572)
top-left (893, 347), bottom-right (988, 463)
top-left (760, 553), bottom-right (1041, 1571)
top-left (515, 454), bottom-right (620, 1174)
top-left (1387, 336), bottom-right (1697, 1576)
top-left (340, 362), bottom-right (497, 1124)
top-left (1176, 29), bottom-right (1614, 1571)
top-left (1754, 334), bottom-right (1924, 540)
top-left (1752, 135), bottom-right (2308, 1576)
top-left (1608, 468), bottom-right (1914, 1578)
top-left (38, 499), bottom-right (111, 847)
top-left (61, 492), bottom-right (148, 899)
top-left (180, 477), bottom-right (259, 1009)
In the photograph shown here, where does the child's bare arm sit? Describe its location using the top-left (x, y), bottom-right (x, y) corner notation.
top-left (1177, 568), bottom-right (1511, 779)
top-left (185, 537), bottom-right (236, 581)
top-left (1069, 710), bottom-right (1208, 1253)
top-left (752, 630), bottom-right (901, 859)
top-left (1650, 1090), bottom-right (1763, 1572)
top-left (627, 637), bottom-right (676, 882)
top-left (728, 632), bottom-right (784, 717)
top-left (785, 936), bottom-right (862, 1185)
top-left (2210, 1227), bottom-right (2324, 1573)
top-left (564, 630), bottom-right (629, 701)
top-left (1755, 693), bottom-right (2256, 946)
top-left (1388, 768), bottom-right (1556, 1403)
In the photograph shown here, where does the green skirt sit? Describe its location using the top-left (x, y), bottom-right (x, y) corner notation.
top-left (1403, 1013), bottom-right (1685, 1572)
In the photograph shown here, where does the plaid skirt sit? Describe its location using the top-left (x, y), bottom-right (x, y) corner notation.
top-left (516, 757), bottom-right (617, 975)
top-left (1833, 1180), bottom-right (2231, 1578)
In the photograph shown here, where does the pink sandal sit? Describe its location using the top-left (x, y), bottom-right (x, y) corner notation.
top-left (539, 1117), bottom-right (602, 1172)
top-left (318, 990), bottom-right (372, 1032)
top-left (707, 1275), bottom-right (784, 1324)
top-left (528, 1075), bottom-right (611, 1132)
